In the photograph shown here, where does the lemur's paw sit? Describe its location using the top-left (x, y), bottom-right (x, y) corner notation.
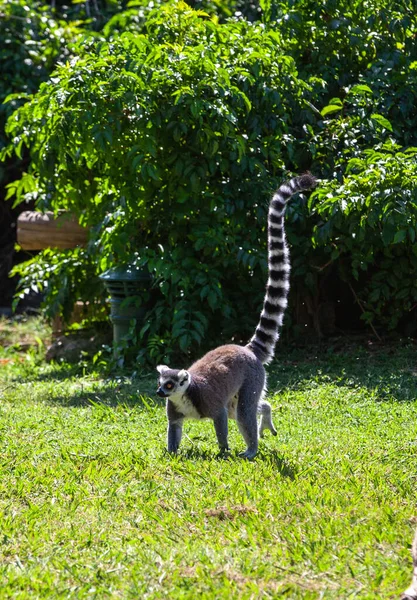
top-left (239, 449), bottom-right (257, 460)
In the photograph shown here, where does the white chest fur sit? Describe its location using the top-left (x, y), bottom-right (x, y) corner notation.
top-left (169, 392), bottom-right (202, 420)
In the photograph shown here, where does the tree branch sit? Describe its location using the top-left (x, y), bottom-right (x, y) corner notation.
top-left (348, 281), bottom-right (382, 342)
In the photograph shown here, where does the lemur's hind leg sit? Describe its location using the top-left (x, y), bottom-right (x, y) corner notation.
top-left (213, 407), bottom-right (229, 453)
top-left (236, 383), bottom-right (262, 459)
top-left (258, 400), bottom-right (277, 438)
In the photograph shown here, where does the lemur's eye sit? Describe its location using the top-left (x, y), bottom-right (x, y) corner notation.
top-left (166, 382), bottom-right (173, 390)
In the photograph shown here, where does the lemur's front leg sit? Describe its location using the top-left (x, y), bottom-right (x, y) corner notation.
top-left (166, 400), bottom-right (184, 453)
top-left (167, 419), bottom-right (183, 453)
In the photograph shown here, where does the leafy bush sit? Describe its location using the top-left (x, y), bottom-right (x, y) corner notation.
top-left (3, 0), bottom-right (417, 362)
top-left (0, 0), bottom-right (85, 307)
top-left (103, 0), bottom-right (261, 35)
top-left (300, 144), bottom-right (417, 336)
top-left (0, 0), bottom-right (84, 169)
top-left (0, 0), bottom-right (132, 308)
top-left (4, 3), bottom-right (312, 363)
top-left (266, 1), bottom-right (415, 89)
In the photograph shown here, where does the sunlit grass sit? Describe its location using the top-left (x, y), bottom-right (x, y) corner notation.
top-left (0, 329), bottom-right (416, 598)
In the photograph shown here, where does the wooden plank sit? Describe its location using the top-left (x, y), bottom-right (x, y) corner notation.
top-left (17, 211), bottom-right (89, 250)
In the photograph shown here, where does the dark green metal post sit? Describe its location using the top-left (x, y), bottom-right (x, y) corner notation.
top-left (99, 266), bottom-right (152, 352)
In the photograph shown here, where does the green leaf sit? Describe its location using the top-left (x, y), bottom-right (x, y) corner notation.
top-left (393, 230), bottom-right (406, 244)
top-left (348, 84), bottom-right (373, 95)
top-left (320, 104), bottom-right (343, 117)
top-left (371, 114), bottom-right (393, 132)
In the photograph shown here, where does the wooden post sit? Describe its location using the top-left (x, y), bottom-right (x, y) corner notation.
top-left (17, 211), bottom-right (88, 250)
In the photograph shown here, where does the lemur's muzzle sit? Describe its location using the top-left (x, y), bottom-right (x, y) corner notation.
top-left (157, 387), bottom-right (168, 398)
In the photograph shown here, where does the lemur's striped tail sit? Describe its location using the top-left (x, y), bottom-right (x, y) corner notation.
top-left (246, 174), bottom-right (317, 365)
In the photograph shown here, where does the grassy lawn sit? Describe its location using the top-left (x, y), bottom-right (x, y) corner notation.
top-left (0, 318), bottom-right (416, 598)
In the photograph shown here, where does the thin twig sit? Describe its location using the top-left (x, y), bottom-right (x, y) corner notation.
top-left (348, 281), bottom-right (382, 342)
top-left (0, 13), bottom-right (30, 21)
top-left (312, 259), bottom-right (333, 272)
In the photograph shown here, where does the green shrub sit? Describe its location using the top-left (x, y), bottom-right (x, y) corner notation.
top-left (0, 0), bottom-right (133, 152)
top-left (310, 144), bottom-right (417, 334)
top-left (265, 1), bottom-right (415, 90)
top-left (4, 3), bottom-right (310, 363)
top-left (3, 0), bottom-right (417, 362)
top-left (0, 0), bottom-right (84, 184)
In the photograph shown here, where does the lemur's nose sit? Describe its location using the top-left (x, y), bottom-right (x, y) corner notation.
top-left (156, 387), bottom-right (167, 398)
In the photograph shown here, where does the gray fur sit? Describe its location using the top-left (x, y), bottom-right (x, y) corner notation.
top-left (156, 175), bottom-right (316, 457)
top-left (402, 529), bottom-right (417, 600)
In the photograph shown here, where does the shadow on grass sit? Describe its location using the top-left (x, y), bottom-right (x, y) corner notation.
top-left (32, 364), bottom-right (92, 382)
top-left (256, 449), bottom-right (297, 478)
top-left (172, 446), bottom-right (296, 478)
top-left (269, 339), bottom-right (417, 403)
top-left (8, 337), bottom-right (417, 405)
top-left (48, 387), bottom-right (164, 409)
top-left (7, 360), bottom-right (159, 408)
top-left (8, 359), bottom-right (153, 385)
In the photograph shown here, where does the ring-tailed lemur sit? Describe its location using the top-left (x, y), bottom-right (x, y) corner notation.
top-left (156, 174), bottom-right (316, 458)
top-left (402, 528), bottom-right (417, 599)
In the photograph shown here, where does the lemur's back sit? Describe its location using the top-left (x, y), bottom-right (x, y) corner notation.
top-left (188, 344), bottom-right (265, 413)
top-left (189, 343), bottom-right (262, 379)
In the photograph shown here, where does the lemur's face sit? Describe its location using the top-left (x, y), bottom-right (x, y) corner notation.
top-left (156, 365), bottom-right (189, 398)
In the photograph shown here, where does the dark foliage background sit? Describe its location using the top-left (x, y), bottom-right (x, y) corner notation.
top-left (1, 0), bottom-right (417, 363)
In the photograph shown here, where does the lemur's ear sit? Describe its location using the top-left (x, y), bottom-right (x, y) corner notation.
top-left (156, 365), bottom-right (169, 375)
top-left (178, 370), bottom-right (189, 385)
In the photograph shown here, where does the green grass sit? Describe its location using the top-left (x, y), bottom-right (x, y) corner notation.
top-left (0, 322), bottom-right (416, 598)
top-left (0, 315), bottom-right (51, 350)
